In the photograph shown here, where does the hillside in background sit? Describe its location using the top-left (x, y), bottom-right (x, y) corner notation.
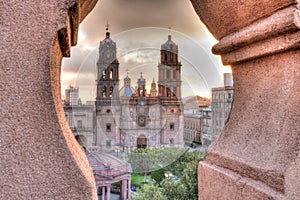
top-left (183, 96), bottom-right (211, 110)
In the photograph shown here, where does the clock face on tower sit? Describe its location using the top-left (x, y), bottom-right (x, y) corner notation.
top-left (137, 115), bottom-right (146, 127)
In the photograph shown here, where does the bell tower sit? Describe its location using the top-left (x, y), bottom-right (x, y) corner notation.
top-left (157, 31), bottom-right (184, 146)
top-left (150, 78), bottom-right (157, 97)
top-left (96, 23), bottom-right (119, 109)
top-left (95, 24), bottom-right (120, 147)
top-left (158, 31), bottom-right (182, 101)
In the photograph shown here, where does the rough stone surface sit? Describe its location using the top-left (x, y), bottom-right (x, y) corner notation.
top-left (198, 162), bottom-right (284, 200)
top-left (191, 0), bottom-right (296, 40)
top-left (192, 0), bottom-right (300, 199)
top-left (1, 0), bottom-right (97, 199)
top-left (208, 50), bottom-right (300, 191)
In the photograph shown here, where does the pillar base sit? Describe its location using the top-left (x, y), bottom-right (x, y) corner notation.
top-left (198, 162), bottom-right (284, 200)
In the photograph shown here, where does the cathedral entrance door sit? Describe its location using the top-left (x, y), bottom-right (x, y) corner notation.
top-left (137, 135), bottom-right (147, 149)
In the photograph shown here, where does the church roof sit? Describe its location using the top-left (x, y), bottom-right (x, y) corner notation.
top-left (86, 149), bottom-right (129, 171)
top-left (86, 148), bottom-right (132, 185)
top-left (124, 75), bottom-right (130, 81)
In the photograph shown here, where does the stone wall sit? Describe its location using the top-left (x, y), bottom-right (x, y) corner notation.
top-left (1, 0), bottom-right (299, 199)
top-left (1, 0), bottom-right (98, 199)
top-left (191, 0), bottom-right (300, 199)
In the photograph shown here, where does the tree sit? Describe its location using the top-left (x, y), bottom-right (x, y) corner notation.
top-left (162, 150), bottom-right (204, 200)
top-left (161, 177), bottom-right (186, 200)
top-left (179, 158), bottom-right (200, 200)
top-left (131, 150), bottom-right (204, 200)
top-left (128, 148), bottom-right (159, 182)
top-left (151, 167), bottom-right (165, 185)
top-left (132, 184), bottom-right (167, 200)
top-left (128, 147), bottom-right (186, 182)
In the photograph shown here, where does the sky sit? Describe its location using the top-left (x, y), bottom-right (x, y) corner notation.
top-left (61, 0), bottom-right (232, 103)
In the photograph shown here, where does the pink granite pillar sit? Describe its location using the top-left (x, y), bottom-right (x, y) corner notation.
top-left (190, 0), bottom-right (300, 199)
top-left (1, 0), bottom-right (98, 199)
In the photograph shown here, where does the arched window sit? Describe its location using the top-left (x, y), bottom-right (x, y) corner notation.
top-left (109, 86), bottom-right (113, 98)
top-left (102, 87), bottom-right (106, 97)
top-left (102, 70), bottom-right (106, 79)
top-left (167, 88), bottom-right (171, 97)
top-left (173, 87), bottom-right (176, 96)
top-left (110, 68), bottom-right (113, 80)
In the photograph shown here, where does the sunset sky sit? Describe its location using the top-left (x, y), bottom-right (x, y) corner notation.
top-left (61, 0), bottom-right (232, 103)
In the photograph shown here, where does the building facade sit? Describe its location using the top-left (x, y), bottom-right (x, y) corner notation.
top-left (95, 28), bottom-right (184, 151)
top-left (200, 107), bottom-right (212, 146)
top-left (210, 73), bottom-right (234, 142)
top-left (64, 104), bottom-right (95, 147)
top-left (64, 86), bottom-right (80, 106)
top-left (183, 111), bottom-right (202, 145)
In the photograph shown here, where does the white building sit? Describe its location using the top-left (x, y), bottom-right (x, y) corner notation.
top-left (210, 73), bottom-right (234, 142)
top-left (183, 110), bottom-right (202, 145)
top-left (65, 86), bottom-right (80, 106)
top-left (64, 104), bottom-right (95, 147)
top-left (200, 107), bottom-right (212, 146)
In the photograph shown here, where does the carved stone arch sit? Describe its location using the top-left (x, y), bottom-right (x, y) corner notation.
top-left (2, 1), bottom-right (99, 199)
top-left (2, 0), bottom-right (299, 200)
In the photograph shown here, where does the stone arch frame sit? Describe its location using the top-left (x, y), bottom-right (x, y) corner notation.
top-left (1, 0), bottom-right (299, 199)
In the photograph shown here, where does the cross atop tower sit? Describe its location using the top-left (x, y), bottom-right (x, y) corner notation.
top-left (105, 21), bottom-right (110, 38)
top-left (106, 22), bottom-right (110, 31)
top-left (168, 27), bottom-right (172, 40)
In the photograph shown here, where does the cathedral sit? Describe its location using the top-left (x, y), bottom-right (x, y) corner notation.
top-left (95, 27), bottom-right (184, 151)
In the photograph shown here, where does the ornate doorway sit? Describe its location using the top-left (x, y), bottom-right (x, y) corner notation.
top-left (137, 135), bottom-right (147, 149)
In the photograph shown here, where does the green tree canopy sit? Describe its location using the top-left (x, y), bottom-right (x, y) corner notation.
top-left (132, 184), bottom-right (167, 200)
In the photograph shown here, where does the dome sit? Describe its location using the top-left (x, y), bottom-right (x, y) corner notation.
top-left (124, 87), bottom-right (133, 97)
top-left (100, 37), bottom-right (116, 47)
top-left (138, 73), bottom-right (146, 83)
top-left (161, 35), bottom-right (178, 52)
top-left (119, 86), bottom-right (134, 97)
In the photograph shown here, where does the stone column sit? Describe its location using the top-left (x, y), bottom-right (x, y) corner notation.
top-left (127, 178), bottom-right (131, 200)
top-left (191, 0), bottom-right (300, 199)
top-left (120, 180), bottom-right (126, 200)
top-left (102, 186), bottom-right (105, 200)
top-left (106, 185), bottom-right (111, 200)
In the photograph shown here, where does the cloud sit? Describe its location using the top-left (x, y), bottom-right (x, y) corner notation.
top-left (61, 0), bottom-right (225, 103)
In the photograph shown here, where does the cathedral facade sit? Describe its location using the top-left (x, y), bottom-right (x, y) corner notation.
top-left (95, 28), bottom-right (184, 151)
